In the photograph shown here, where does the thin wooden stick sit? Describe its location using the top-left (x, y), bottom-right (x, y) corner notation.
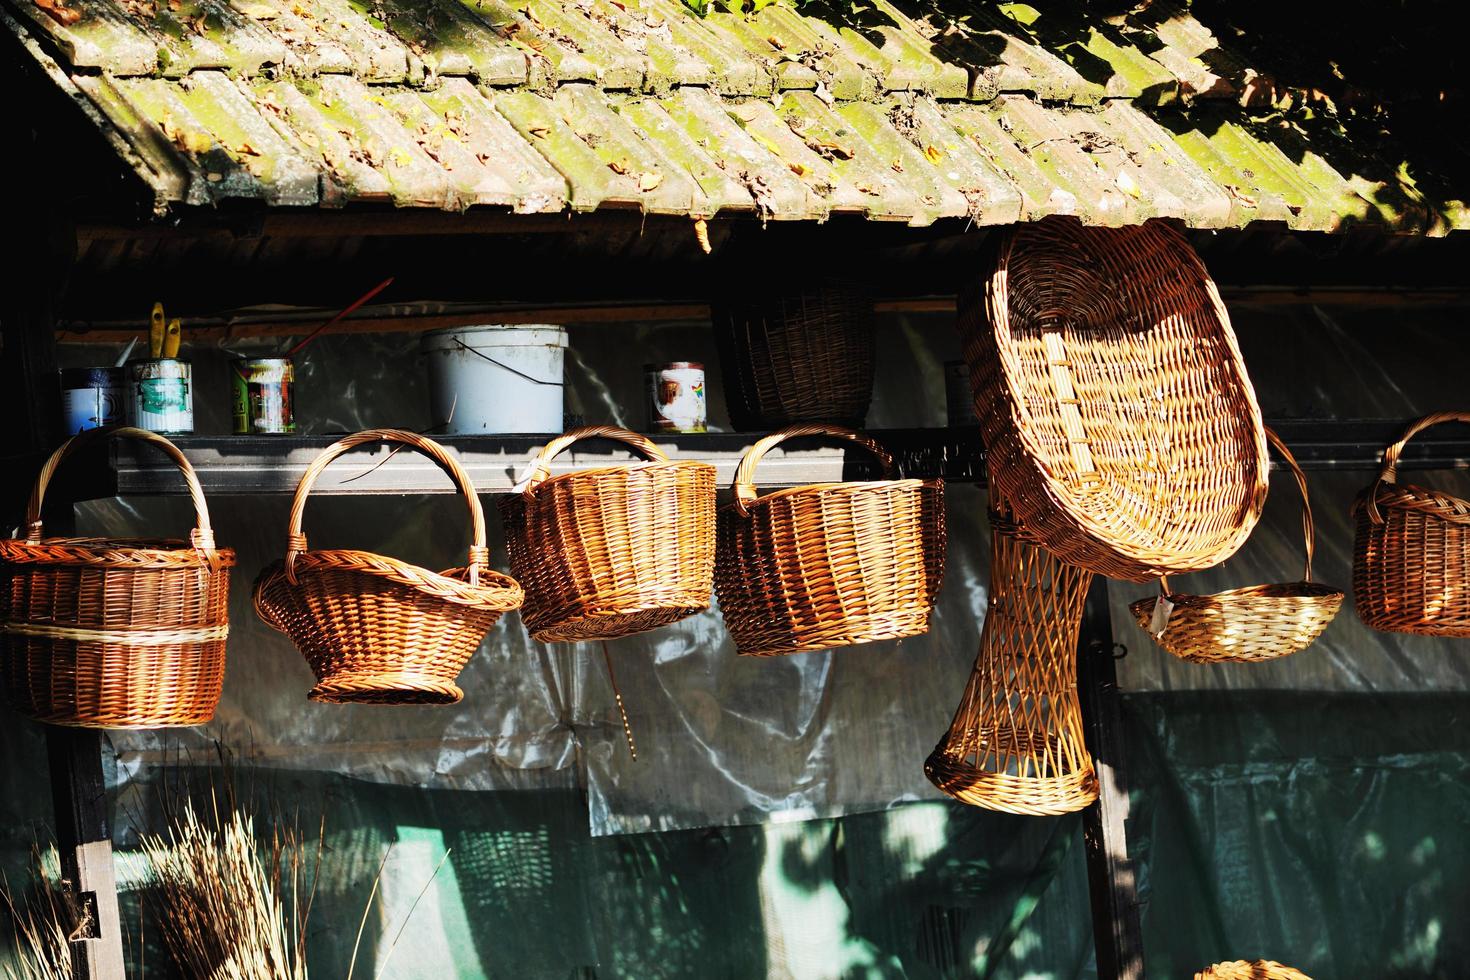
top-left (286, 277), bottom-right (394, 357)
top-left (601, 642), bottom-right (638, 761)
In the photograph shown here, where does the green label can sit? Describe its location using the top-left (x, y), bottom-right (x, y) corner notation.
top-left (232, 357), bottom-right (295, 434)
top-left (131, 359), bottom-right (193, 433)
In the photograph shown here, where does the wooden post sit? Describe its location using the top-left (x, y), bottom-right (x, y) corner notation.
top-left (1076, 576), bottom-right (1145, 980)
top-left (2, 213), bottom-right (126, 979)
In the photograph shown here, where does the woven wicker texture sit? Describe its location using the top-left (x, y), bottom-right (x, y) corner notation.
top-left (500, 425), bottom-right (716, 642)
top-left (715, 425), bottom-right (945, 657)
top-left (1129, 428), bottom-right (1344, 664)
top-left (254, 429), bottom-right (523, 705)
top-left (960, 216), bottom-right (1269, 582)
top-left (712, 279), bottom-right (875, 431)
top-left (0, 426), bottom-right (235, 729)
top-left (1353, 412), bottom-right (1470, 636)
top-left (924, 507), bottom-right (1098, 816)
top-left (1195, 960), bottom-right (1313, 980)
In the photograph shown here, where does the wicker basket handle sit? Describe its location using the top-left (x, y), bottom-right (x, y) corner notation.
top-left (732, 424), bottom-right (894, 517)
top-left (521, 425), bottom-right (669, 494)
top-left (24, 425), bottom-right (221, 563)
top-left (1366, 411), bottom-right (1470, 524)
top-left (286, 429), bottom-right (488, 585)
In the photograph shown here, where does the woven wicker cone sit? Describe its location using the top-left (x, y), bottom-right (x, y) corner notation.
top-left (1195, 960), bottom-right (1312, 980)
top-left (500, 425), bottom-right (716, 642)
top-left (715, 425), bottom-right (945, 657)
top-left (712, 279), bottom-right (876, 431)
top-left (961, 216), bottom-right (1269, 582)
top-left (1353, 412), bottom-right (1470, 636)
top-left (925, 509), bottom-right (1098, 816)
top-left (0, 426), bottom-right (235, 729)
top-left (1130, 428), bottom-right (1344, 664)
top-left (254, 429), bottom-right (523, 705)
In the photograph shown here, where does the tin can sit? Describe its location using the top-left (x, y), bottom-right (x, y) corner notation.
top-left (131, 359), bottom-right (193, 434)
top-left (945, 360), bottom-right (978, 426)
top-left (646, 362), bottom-right (706, 433)
top-left (231, 357), bottom-right (295, 435)
top-left (60, 366), bottom-right (127, 434)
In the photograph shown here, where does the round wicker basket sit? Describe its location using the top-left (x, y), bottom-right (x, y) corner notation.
top-left (1353, 412), bottom-right (1470, 636)
top-left (1129, 428), bottom-right (1344, 664)
top-left (715, 424), bottom-right (944, 657)
top-left (500, 425), bottom-right (716, 643)
top-left (961, 216), bottom-right (1269, 582)
top-left (1195, 960), bottom-right (1312, 980)
top-left (0, 426), bottom-right (235, 729)
top-left (254, 429), bottom-right (523, 705)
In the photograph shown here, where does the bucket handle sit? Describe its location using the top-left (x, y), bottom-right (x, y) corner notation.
top-left (24, 425), bottom-right (222, 569)
top-left (1365, 411), bottom-right (1470, 525)
top-left (521, 425), bottom-right (668, 495)
top-left (285, 429), bottom-right (489, 586)
top-left (732, 424), bottom-right (895, 518)
top-left (444, 336), bottom-right (562, 386)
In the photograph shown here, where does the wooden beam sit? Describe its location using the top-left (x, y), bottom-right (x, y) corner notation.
top-left (1076, 578), bottom-right (1145, 980)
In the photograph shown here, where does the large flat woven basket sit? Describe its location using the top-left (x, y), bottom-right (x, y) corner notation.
top-left (924, 504), bottom-right (1097, 816)
top-left (712, 278), bottom-right (875, 431)
top-left (715, 425), bottom-right (945, 657)
top-left (1196, 960), bottom-right (1312, 980)
top-left (961, 216), bottom-right (1269, 582)
top-left (0, 427), bottom-right (234, 729)
top-left (254, 429), bottom-right (523, 705)
top-left (1130, 428), bottom-right (1344, 664)
top-left (500, 425), bottom-right (716, 642)
top-left (1353, 412), bottom-right (1470, 636)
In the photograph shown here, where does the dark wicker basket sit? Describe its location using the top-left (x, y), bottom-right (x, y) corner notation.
top-left (712, 279), bottom-right (875, 431)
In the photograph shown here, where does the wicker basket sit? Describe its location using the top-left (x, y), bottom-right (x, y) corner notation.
top-left (0, 427), bottom-right (235, 729)
top-left (254, 429), bottom-right (523, 705)
top-left (500, 425), bottom-right (717, 642)
top-left (1129, 428), bottom-right (1344, 664)
top-left (1195, 960), bottom-right (1312, 980)
top-left (712, 279), bottom-right (875, 431)
top-left (925, 506), bottom-right (1098, 816)
top-left (715, 424), bottom-right (944, 657)
top-left (1353, 412), bottom-right (1470, 636)
top-left (961, 216), bottom-right (1269, 582)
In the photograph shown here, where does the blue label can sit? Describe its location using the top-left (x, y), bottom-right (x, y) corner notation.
top-left (60, 367), bottom-right (126, 434)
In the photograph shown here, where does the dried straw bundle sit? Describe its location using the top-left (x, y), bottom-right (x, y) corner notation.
top-left (141, 802), bottom-right (309, 980)
top-left (1, 848), bottom-right (73, 980)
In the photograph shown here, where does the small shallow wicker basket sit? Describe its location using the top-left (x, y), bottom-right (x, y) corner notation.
top-left (961, 216), bottom-right (1269, 582)
top-left (715, 425), bottom-right (945, 657)
top-left (1130, 428), bottom-right (1344, 664)
top-left (254, 429), bottom-right (523, 705)
top-left (712, 279), bottom-right (875, 431)
top-left (0, 427), bottom-right (235, 729)
top-left (500, 425), bottom-right (717, 642)
top-left (1353, 412), bottom-right (1470, 636)
top-left (925, 506), bottom-right (1098, 816)
top-left (1195, 960), bottom-right (1312, 980)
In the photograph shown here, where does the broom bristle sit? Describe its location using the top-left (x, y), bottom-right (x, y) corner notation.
top-left (1, 847), bottom-right (75, 980)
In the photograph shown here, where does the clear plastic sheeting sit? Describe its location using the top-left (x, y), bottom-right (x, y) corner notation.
top-left (47, 302), bottom-right (1470, 841)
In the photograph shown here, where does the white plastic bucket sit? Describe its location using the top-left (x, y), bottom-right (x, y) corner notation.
top-left (421, 324), bottom-right (568, 434)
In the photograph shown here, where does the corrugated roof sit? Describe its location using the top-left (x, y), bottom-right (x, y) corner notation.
top-left (5, 0), bottom-right (1466, 233)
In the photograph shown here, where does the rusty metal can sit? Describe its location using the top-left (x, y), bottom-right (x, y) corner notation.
top-left (61, 366), bottom-right (127, 434)
top-left (131, 359), bottom-right (193, 434)
top-left (646, 361), bottom-right (706, 433)
top-left (232, 357), bottom-right (295, 435)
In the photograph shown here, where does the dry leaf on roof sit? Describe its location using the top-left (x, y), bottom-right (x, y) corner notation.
top-left (923, 144), bottom-right (943, 164)
top-left (639, 172), bottom-right (663, 191)
top-left (239, 2), bottom-right (278, 18)
top-left (33, 0), bottom-right (81, 24)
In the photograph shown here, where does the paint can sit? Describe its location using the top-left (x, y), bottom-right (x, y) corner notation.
top-left (60, 366), bottom-right (127, 434)
top-left (131, 359), bottom-right (194, 434)
top-left (945, 360), bottom-right (977, 426)
top-left (421, 325), bottom-right (567, 434)
top-left (232, 357), bottom-right (295, 434)
top-left (646, 362), bottom-right (706, 433)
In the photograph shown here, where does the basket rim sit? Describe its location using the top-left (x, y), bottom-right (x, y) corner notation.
top-left (254, 549), bottom-right (523, 610)
top-left (1353, 478), bottom-right (1470, 525)
top-left (0, 536), bottom-right (238, 568)
top-left (1129, 581), bottom-right (1344, 615)
top-left (719, 477), bottom-right (941, 514)
top-left (513, 458), bottom-right (717, 497)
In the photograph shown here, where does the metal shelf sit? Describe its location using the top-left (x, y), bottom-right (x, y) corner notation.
top-left (92, 419), bottom-right (1470, 498)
